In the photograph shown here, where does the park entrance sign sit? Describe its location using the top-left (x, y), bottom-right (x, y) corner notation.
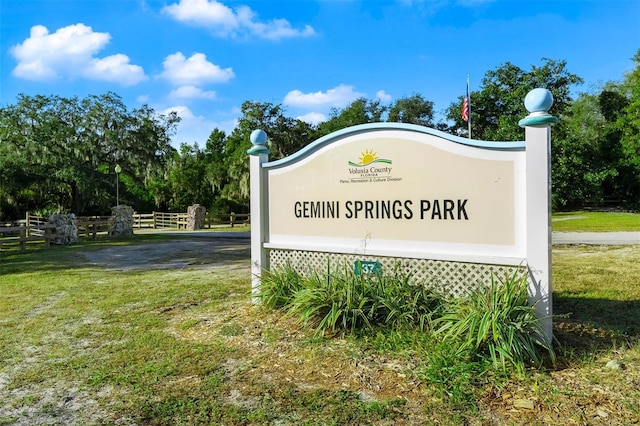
top-left (248, 88), bottom-right (557, 342)
top-left (267, 125), bottom-right (525, 263)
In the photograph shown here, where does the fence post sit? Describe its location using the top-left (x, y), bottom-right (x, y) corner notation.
top-left (19, 227), bottom-right (26, 251)
top-left (519, 88), bottom-right (558, 345)
top-left (45, 226), bottom-right (52, 246)
top-left (247, 130), bottom-right (270, 303)
top-left (153, 212), bottom-right (157, 229)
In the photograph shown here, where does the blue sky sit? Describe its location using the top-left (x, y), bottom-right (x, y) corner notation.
top-left (1, 0), bottom-right (639, 148)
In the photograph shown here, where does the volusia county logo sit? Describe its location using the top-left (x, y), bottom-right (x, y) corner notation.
top-left (343, 149), bottom-right (399, 183)
top-left (348, 149), bottom-right (391, 167)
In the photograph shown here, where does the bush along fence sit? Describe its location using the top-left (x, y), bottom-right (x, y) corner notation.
top-left (1, 207), bottom-right (250, 251)
top-left (248, 88), bottom-right (557, 345)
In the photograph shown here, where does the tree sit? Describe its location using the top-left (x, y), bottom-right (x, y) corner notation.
top-left (216, 101), bottom-right (316, 205)
top-left (165, 143), bottom-right (214, 211)
top-left (387, 93), bottom-right (434, 127)
top-left (204, 128), bottom-right (228, 197)
top-left (316, 98), bottom-right (386, 136)
top-left (551, 92), bottom-right (614, 209)
top-left (615, 49), bottom-right (640, 207)
top-left (0, 93), bottom-right (178, 219)
top-left (550, 50), bottom-right (639, 210)
top-left (444, 59), bottom-right (583, 141)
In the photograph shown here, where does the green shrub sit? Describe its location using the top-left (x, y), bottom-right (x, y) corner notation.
top-left (432, 271), bottom-right (555, 372)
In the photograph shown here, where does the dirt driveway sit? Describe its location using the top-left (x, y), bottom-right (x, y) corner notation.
top-left (80, 232), bottom-right (251, 271)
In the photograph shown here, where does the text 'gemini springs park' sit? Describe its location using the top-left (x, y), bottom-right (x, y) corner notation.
top-left (293, 199), bottom-right (469, 220)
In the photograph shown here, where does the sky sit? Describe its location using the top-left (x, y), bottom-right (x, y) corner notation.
top-left (1, 0), bottom-right (639, 148)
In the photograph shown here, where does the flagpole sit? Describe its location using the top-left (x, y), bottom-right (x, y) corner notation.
top-left (467, 76), bottom-right (471, 139)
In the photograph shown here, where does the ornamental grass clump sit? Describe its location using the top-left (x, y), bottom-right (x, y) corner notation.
top-left (263, 262), bottom-right (442, 335)
top-left (376, 265), bottom-right (442, 331)
top-left (432, 271), bottom-right (555, 372)
top-left (290, 266), bottom-right (378, 335)
top-left (257, 263), bottom-right (304, 309)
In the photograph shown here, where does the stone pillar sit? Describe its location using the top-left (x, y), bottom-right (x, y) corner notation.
top-left (109, 205), bottom-right (134, 237)
top-left (48, 214), bottom-right (79, 245)
top-left (187, 204), bottom-right (206, 231)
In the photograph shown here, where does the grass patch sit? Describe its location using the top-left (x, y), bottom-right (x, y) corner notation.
top-left (1, 238), bottom-right (639, 425)
top-left (552, 211), bottom-right (640, 232)
top-left (553, 245), bottom-right (640, 340)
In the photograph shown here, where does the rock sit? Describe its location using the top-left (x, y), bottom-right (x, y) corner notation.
top-left (48, 214), bottom-right (78, 245)
top-left (187, 204), bottom-right (206, 231)
top-left (109, 205), bottom-right (134, 237)
top-left (605, 359), bottom-right (625, 370)
top-left (513, 399), bottom-right (535, 410)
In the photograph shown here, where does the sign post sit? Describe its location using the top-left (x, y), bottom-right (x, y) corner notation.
top-left (519, 88), bottom-right (558, 344)
top-left (247, 129), bottom-right (270, 303)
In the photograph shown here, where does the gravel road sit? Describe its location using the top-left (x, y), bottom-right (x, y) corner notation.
top-left (81, 233), bottom-right (250, 271)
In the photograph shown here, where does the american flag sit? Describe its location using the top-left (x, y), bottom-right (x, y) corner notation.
top-left (462, 95), bottom-right (469, 122)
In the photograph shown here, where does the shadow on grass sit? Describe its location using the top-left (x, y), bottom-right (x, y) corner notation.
top-left (553, 295), bottom-right (640, 355)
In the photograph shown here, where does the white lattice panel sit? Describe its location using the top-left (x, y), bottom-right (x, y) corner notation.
top-left (269, 249), bottom-right (526, 298)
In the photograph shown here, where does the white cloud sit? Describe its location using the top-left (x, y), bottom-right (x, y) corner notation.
top-left (85, 54), bottom-right (147, 86)
top-left (376, 90), bottom-right (392, 102)
top-left (169, 85), bottom-right (217, 100)
top-left (165, 105), bottom-right (194, 119)
top-left (162, 0), bottom-right (315, 40)
top-left (283, 84), bottom-right (364, 109)
top-left (163, 0), bottom-right (237, 34)
top-left (296, 111), bottom-right (326, 125)
top-left (234, 6), bottom-right (315, 41)
top-left (10, 24), bottom-right (146, 85)
top-left (161, 52), bottom-right (234, 86)
top-left (164, 105), bottom-right (236, 147)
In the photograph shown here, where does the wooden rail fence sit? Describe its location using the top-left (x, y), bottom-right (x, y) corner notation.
top-left (132, 212), bottom-right (249, 229)
top-left (1, 211), bottom-right (251, 251)
top-left (134, 212), bottom-right (189, 229)
top-left (0, 223), bottom-right (56, 251)
top-left (77, 216), bottom-right (111, 240)
top-left (205, 212), bottom-right (250, 228)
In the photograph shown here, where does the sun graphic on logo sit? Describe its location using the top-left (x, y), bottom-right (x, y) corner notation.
top-left (359, 149), bottom-right (379, 165)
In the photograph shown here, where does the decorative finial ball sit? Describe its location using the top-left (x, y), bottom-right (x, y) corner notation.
top-left (250, 129), bottom-right (268, 146)
top-left (524, 88), bottom-right (554, 114)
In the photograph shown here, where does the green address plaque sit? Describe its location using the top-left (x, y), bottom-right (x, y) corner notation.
top-left (354, 260), bottom-right (382, 276)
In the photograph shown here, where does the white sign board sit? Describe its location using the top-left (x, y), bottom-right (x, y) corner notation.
top-left (266, 127), bottom-right (526, 265)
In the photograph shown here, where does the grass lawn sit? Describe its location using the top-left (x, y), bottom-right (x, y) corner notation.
top-left (1, 235), bottom-right (638, 425)
top-left (552, 211), bottom-right (640, 232)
